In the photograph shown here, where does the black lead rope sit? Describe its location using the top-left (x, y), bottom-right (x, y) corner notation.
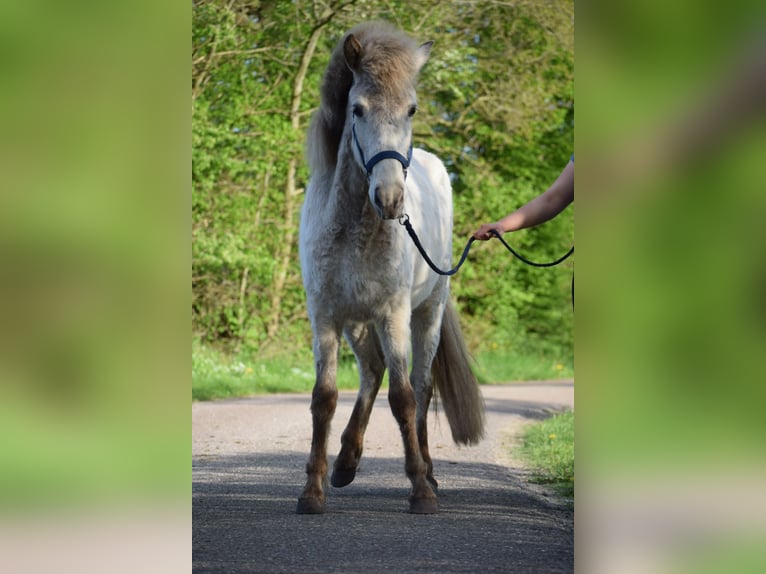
top-left (399, 215), bottom-right (472, 276)
top-left (398, 214), bottom-right (574, 276)
top-left (489, 231), bottom-right (574, 268)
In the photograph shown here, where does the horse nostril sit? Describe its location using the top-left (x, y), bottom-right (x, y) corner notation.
top-left (373, 187), bottom-right (384, 211)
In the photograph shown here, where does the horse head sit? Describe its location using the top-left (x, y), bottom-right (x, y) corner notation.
top-left (343, 31), bottom-right (432, 220)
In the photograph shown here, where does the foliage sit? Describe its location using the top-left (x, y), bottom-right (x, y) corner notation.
top-left (192, 0), bottom-right (574, 364)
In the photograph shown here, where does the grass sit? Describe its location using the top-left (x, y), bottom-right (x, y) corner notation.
top-left (192, 343), bottom-right (366, 401)
top-left (473, 349), bottom-right (573, 383)
top-left (518, 410), bottom-right (574, 499)
top-left (192, 341), bottom-right (573, 401)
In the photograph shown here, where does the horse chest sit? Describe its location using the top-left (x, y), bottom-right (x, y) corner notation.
top-left (307, 239), bottom-right (409, 319)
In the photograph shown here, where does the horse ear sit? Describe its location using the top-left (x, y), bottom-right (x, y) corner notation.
top-left (416, 41), bottom-right (434, 71)
top-left (344, 33), bottom-right (363, 72)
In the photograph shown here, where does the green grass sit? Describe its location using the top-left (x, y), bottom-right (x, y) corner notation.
top-left (192, 342), bottom-right (368, 401)
top-left (518, 410), bottom-right (574, 499)
top-left (473, 349), bottom-right (573, 383)
top-left (192, 341), bottom-right (573, 401)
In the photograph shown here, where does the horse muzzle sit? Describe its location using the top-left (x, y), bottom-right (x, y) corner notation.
top-left (372, 182), bottom-right (404, 220)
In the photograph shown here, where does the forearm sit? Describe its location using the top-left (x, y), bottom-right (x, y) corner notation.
top-left (499, 161), bottom-right (574, 232)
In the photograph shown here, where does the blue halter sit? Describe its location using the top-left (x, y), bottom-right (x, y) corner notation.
top-left (352, 121), bottom-right (413, 179)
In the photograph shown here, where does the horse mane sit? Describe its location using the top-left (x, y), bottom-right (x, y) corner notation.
top-left (307, 21), bottom-right (424, 174)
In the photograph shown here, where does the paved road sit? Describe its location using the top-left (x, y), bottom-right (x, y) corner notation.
top-left (193, 381), bottom-right (574, 573)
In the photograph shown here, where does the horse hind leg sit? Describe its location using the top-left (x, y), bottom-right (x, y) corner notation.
top-left (297, 329), bottom-right (340, 514)
top-left (331, 322), bottom-right (385, 488)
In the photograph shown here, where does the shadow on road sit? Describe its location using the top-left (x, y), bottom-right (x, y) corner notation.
top-left (193, 451), bottom-right (573, 573)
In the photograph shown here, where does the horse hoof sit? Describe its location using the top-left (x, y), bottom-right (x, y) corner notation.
top-left (409, 497), bottom-right (439, 514)
top-left (296, 496), bottom-right (325, 514)
top-left (330, 467), bottom-right (356, 488)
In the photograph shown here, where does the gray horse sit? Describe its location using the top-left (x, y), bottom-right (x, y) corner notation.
top-left (298, 22), bottom-right (485, 515)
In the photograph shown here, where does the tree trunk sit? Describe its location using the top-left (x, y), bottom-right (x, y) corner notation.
top-left (265, 15), bottom-right (330, 339)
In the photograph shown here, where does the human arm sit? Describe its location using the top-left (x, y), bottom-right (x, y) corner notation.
top-left (472, 159), bottom-right (574, 240)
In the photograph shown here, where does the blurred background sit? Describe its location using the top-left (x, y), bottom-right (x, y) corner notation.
top-left (0, 1), bottom-right (189, 572)
top-left (578, 0), bottom-right (766, 572)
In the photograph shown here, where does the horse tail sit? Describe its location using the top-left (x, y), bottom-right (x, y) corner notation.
top-left (432, 300), bottom-right (486, 445)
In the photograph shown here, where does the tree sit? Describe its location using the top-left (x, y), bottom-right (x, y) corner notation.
top-left (192, 0), bottom-right (359, 352)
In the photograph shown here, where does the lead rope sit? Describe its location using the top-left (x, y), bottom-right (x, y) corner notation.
top-left (398, 214), bottom-right (574, 276)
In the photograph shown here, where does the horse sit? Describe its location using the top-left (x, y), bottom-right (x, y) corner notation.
top-left (297, 21), bottom-right (485, 515)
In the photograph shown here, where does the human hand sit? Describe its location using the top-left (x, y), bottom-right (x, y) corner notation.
top-left (472, 223), bottom-right (505, 241)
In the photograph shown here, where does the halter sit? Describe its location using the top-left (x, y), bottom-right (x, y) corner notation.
top-left (352, 120), bottom-right (413, 179)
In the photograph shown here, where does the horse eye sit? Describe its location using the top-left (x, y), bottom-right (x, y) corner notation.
top-left (408, 105), bottom-right (417, 118)
top-left (352, 104), bottom-right (364, 118)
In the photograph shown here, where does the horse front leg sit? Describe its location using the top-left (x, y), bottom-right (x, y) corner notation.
top-left (381, 311), bottom-right (438, 514)
top-left (410, 296), bottom-right (447, 493)
top-left (332, 322), bottom-right (385, 488)
top-left (297, 328), bottom-right (339, 514)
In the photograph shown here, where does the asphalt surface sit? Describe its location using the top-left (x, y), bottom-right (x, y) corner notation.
top-left (193, 381), bottom-right (574, 573)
